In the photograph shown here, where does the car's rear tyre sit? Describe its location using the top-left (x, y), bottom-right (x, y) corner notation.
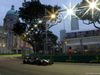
top-left (23, 60), bottom-right (26, 64)
top-left (43, 61), bottom-right (48, 66)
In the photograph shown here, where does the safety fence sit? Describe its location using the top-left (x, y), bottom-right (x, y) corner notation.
top-left (22, 54), bottom-right (100, 63)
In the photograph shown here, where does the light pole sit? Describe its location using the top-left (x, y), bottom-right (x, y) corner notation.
top-left (60, 13), bottom-right (66, 53)
top-left (45, 20), bottom-right (48, 54)
top-left (78, 0), bottom-right (99, 54)
top-left (59, 3), bottom-right (80, 54)
top-left (44, 8), bottom-right (48, 54)
top-left (44, 8), bottom-right (60, 54)
top-left (45, 13), bottom-right (56, 54)
top-left (79, 0), bottom-right (100, 28)
top-left (80, 33), bottom-right (84, 55)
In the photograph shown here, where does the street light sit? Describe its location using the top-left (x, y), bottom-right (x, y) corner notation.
top-left (67, 9), bottom-right (74, 15)
top-left (59, 4), bottom-right (79, 54)
top-left (26, 32), bottom-right (28, 35)
top-left (89, 2), bottom-right (97, 9)
top-left (61, 4), bottom-right (79, 19)
top-left (38, 20), bottom-right (42, 24)
top-left (81, 0), bottom-right (100, 18)
top-left (80, 32), bottom-right (84, 55)
top-left (34, 24), bottom-right (38, 28)
top-left (28, 31), bottom-right (30, 33)
top-left (65, 41), bottom-right (67, 44)
top-left (51, 14), bottom-right (56, 19)
top-left (45, 8), bottom-right (59, 23)
top-left (31, 28), bottom-right (34, 30)
top-left (44, 8), bottom-right (60, 54)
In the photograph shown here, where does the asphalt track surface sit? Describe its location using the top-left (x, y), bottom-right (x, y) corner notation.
top-left (0, 56), bottom-right (100, 75)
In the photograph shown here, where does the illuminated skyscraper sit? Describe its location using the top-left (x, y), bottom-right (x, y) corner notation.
top-left (71, 16), bottom-right (79, 30)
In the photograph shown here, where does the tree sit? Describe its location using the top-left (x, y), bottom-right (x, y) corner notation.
top-left (13, 0), bottom-right (60, 53)
top-left (13, 22), bottom-right (26, 35)
top-left (76, 0), bottom-right (100, 28)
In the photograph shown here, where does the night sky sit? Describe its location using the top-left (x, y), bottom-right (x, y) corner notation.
top-left (0, 0), bottom-right (97, 38)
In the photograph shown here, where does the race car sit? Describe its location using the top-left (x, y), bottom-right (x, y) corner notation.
top-left (37, 59), bottom-right (54, 65)
top-left (23, 57), bottom-right (54, 65)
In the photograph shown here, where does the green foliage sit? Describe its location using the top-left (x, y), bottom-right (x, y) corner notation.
top-left (19, 1), bottom-right (45, 21)
top-left (13, 22), bottom-right (26, 35)
top-left (13, 0), bottom-right (60, 52)
top-left (76, 0), bottom-right (100, 28)
top-left (0, 54), bottom-right (21, 57)
top-left (47, 31), bottom-right (58, 45)
top-left (19, 1), bottom-right (60, 23)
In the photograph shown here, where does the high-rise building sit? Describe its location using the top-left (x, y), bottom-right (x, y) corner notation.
top-left (71, 16), bottom-right (79, 30)
top-left (60, 30), bottom-right (66, 42)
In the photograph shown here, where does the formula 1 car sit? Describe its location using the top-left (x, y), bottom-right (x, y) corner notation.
top-left (23, 57), bottom-right (53, 65)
